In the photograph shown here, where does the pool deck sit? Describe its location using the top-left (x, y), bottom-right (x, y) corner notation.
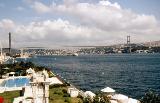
top-left (0, 79), bottom-right (4, 84)
top-left (0, 76), bottom-right (30, 93)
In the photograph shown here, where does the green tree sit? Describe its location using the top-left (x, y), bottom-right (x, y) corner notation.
top-left (25, 62), bottom-right (35, 68)
top-left (83, 93), bottom-right (110, 103)
top-left (140, 90), bottom-right (160, 103)
top-left (83, 96), bottom-right (92, 103)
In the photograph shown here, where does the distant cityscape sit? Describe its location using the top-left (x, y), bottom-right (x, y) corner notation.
top-left (23, 40), bottom-right (160, 55)
top-left (1, 33), bottom-right (160, 56)
top-left (1, 40), bottom-right (160, 57)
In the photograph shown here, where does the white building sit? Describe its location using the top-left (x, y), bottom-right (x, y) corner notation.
top-left (67, 87), bottom-right (79, 97)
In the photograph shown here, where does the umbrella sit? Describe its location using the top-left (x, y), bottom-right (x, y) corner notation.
top-left (9, 72), bottom-right (15, 74)
top-left (101, 87), bottom-right (115, 93)
top-left (2, 67), bottom-right (9, 70)
top-left (0, 96), bottom-right (4, 103)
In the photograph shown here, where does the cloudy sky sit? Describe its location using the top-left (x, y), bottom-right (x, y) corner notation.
top-left (0, 0), bottom-right (160, 48)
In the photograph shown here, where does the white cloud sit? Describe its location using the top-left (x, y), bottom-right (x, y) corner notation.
top-left (51, 0), bottom-right (158, 32)
top-left (63, 0), bottom-right (78, 6)
top-left (14, 19), bottom-right (92, 40)
top-left (1, 0), bottom-right (160, 47)
top-left (99, 0), bottom-right (121, 9)
top-left (31, 0), bottom-right (159, 33)
top-left (0, 19), bottom-right (98, 47)
top-left (0, 19), bottom-right (15, 30)
top-left (0, 17), bottom-right (159, 47)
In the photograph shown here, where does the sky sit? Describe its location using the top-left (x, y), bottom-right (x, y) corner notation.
top-left (0, 0), bottom-right (160, 48)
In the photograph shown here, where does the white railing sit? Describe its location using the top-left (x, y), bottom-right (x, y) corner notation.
top-left (0, 83), bottom-right (30, 93)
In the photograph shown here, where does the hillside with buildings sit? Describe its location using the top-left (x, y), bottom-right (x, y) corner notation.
top-left (143, 40), bottom-right (160, 47)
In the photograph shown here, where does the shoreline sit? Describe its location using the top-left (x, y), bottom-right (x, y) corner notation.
top-left (0, 61), bottom-right (155, 103)
top-left (0, 66), bottom-right (143, 103)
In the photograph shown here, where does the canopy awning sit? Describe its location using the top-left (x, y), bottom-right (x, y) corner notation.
top-left (101, 87), bottom-right (115, 93)
top-left (3, 67), bottom-right (9, 70)
top-left (9, 72), bottom-right (15, 74)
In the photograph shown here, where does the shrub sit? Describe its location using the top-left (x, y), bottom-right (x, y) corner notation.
top-left (54, 91), bottom-right (63, 95)
top-left (64, 98), bottom-right (71, 103)
top-left (62, 89), bottom-right (67, 94)
top-left (49, 84), bottom-right (67, 89)
top-left (83, 97), bottom-right (92, 103)
top-left (140, 90), bottom-right (160, 103)
top-left (63, 93), bottom-right (70, 97)
top-left (93, 94), bottom-right (110, 103)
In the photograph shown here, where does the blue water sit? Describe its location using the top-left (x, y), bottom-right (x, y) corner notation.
top-left (23, 54), bottom-right (160, 99)
top-left (0, 78), bottom-right (30, 87)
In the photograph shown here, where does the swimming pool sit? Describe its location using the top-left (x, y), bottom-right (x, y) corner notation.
top-left (0, 77), bottom-right (30, 87)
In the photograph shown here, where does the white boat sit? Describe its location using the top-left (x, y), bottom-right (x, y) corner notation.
top-left (66, 53), bottom-right (79, 56)
top-left (72, 53), bottom-right (78, 56)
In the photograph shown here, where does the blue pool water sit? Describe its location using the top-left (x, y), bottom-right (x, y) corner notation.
top-left (0, 77), bottom-right (30, 87)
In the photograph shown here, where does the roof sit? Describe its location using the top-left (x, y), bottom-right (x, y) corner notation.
top-left (26, 68), bottom-right (34, 74)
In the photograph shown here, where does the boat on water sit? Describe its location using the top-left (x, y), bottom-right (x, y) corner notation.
top-left (72, 53), bottom-right (78, 56)
top-left (66, 53), bottom-right (79, 56)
